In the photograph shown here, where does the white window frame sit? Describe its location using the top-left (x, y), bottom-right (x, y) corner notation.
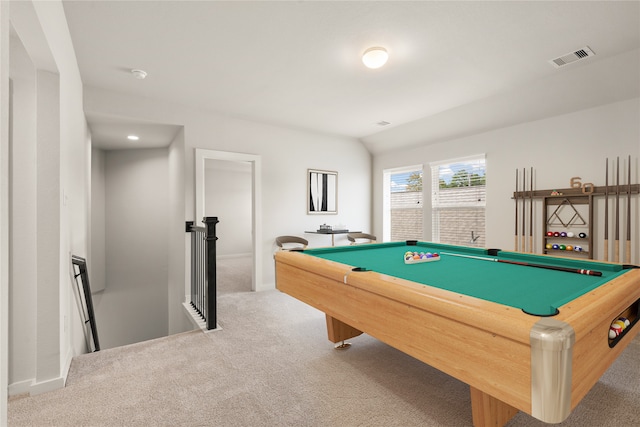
top-left (430, 154), bottom-right (486, 244)
top-left (383, 164), bottom-right (423, 242)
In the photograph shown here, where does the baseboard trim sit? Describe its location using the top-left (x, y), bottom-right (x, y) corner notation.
top-left (62, 347), bottom-right (73, 385)
top-left (30, 376), bottom-right (65, 396)
top-left (8, 379), bottom-right (33, 396)
top-left (182, 302), bottom-right (222, 333)
top-left (8, 354), bottom-right (70, 397)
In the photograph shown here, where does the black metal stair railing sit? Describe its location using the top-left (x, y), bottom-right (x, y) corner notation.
top-left (185, 217), bottom-right (219, 330)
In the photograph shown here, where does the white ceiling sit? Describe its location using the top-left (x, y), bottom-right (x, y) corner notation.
top-left (62, 1), bottom-right (640, 153)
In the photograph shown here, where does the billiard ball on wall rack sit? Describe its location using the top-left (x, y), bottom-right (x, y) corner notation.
top-left (545, 231), bottom-right (588, 238)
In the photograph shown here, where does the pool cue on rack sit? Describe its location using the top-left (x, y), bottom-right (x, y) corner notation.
top-left (514, 169), bottom-right (518, 251)
top-left (604, 158), bottom-right (609, 261)
top-left (626, 154), bottom-right (631, 264)
top-left (440, 252), bottom-right (603, 276)
top-left (522, 168), bottom-right (526, 253)
top-left (529, 167), bottom-right (533, 253)
top-left (615, 157), bottom-right (620, 262)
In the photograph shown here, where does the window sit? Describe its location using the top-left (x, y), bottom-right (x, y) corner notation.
top-left (383, 166), bottom-right (423, 242)
top-left (430, 155), bottom-right (486, 247)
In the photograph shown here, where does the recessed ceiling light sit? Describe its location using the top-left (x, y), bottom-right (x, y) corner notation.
top-left (362, 47), bottom-right (388, 69)
top-left (131, 69), bottom-right (147, 79)
top-left (127, 135), bottom-right (139, 141)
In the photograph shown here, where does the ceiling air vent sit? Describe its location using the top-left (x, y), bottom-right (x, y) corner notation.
top-left (549, 46), bottom-right (595, 68)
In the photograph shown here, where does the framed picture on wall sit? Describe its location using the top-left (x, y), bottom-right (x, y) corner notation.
top-left (308, 169), bottom-right (337, 214)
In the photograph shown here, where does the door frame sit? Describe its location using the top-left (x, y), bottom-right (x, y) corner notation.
top-left (195, 148), bottom-right (262, 291)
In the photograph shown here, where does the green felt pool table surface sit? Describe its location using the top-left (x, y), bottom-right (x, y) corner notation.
top-left (303, 241), bottom-right (628, 316)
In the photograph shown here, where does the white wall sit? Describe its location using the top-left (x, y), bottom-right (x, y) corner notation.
top-left (1, 2), bottom-right (12, 420)
top-left (8, 29), bottom-right (37, 394)
top-left (83, 86), bottom-right (373, 295)
top-left (205, 160), bottom-right (252, 257)
top-left (92, 148), bottom-right (169, 349)
top-left (32, 0), bottom-right (91, 380)
top-left (167, 128), bottom-right (191, 335)
top-left (5, 0), bottom-right (89, 398)
top-left (91, 148), bottom-right (106, 292)
top-left (373, 98), bottom-right (640, 265)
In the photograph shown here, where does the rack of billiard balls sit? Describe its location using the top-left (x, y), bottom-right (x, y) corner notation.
top-left (609, 317), bottom-right (631, 340)
top-left (405, 251), bottom-right (440, 264)
top-left (546, 231), bottom-right (588, 238)
top-left (546, 243), bottom-right (584, 252)
top-left (545, 231), bottom-right (587, 252)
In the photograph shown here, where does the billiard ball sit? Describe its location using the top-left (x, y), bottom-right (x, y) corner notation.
top-left (553, 232), bottom-right (560, 237)
top-left (574, 246), bottom-right (582, 252)
top-left (546, 243), bottom-right (552, 249)
top-left (566, 245), bottom-right (573, 251)
top-left (552, 244), bottom-right (559, 250)
top-left (578, 232), bottom-right (587, 238)
top-left (613, 320), bottom-right (626, 330)
top-left (560, 232), bottom-right (567, 237)
top-left (546, 231), bottom-right (554, 237)
top-left (567, 232), bottom-right (574, 238)
top-left (619, 317), bottom-right (630, 327)
top-left (609, 326), bottom-right (622, 339)
top-left (559, 245), bottom-right (566, 251)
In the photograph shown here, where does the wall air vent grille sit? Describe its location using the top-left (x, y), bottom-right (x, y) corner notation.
top-left (549, 46), bottom-right (595, 68)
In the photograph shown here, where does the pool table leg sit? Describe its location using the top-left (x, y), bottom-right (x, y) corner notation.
top-left (325, 315), bottom-right (363, 343)
top-left (470, 386), bottom-right (519, 427)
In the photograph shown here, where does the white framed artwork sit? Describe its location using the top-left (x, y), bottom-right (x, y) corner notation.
top-left (308, 169), bottom-right (337, 214)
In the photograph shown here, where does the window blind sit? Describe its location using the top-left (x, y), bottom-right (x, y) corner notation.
top-left (430, 156), bottom-right (486, 246)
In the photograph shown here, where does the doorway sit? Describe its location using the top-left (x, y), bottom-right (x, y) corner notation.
top-left (204, 159), bottom-right (252, 293)
top-left (195, 149), bottom-right (262, 292)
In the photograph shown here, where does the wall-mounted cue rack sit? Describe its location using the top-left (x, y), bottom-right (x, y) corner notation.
top-left (513, 183), bottom-right (639, 261)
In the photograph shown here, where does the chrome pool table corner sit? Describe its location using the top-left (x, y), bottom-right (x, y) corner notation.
top-left (530, 318), bottom-right (575, 423)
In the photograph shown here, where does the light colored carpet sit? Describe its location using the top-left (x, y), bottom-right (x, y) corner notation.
top-left (8, 258), bottom-right (640, 426)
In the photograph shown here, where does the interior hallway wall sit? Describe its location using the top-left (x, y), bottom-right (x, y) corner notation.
top-left (90, 148), bottom-right (106, 292)
top-left (93, 148), bottom-right (169, 349)
top-left (0, 2), bottom-right (9, 420)
top-left (7, 20), bottom-right (38, 395)
top-left (4, 0), bottom-right (91, 400)
top-left (167, 128), bottom-right (192, 335)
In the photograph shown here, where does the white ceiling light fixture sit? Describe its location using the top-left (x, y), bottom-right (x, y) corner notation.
top-left (131, 69), bottom-right (147, 79)
top-left (127, 135), bottom-right (140, 141)
top-left (362, 47), bottom-right (388, 69)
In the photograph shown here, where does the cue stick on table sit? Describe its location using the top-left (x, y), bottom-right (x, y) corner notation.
top-left (604, 158), bottom-right (609, 261)
top-left (626, 154), bottom-right (632, 264)
top-left (440, 252), bottom-right (603, 276)
top-left (522, 168), bottom-right (526, 253)
top-left (615, 157), bottom-right (620, 263)
top-left (514, 169), bottom-right (518, 251)
top-left (529, 166), bottom-right (533, 253)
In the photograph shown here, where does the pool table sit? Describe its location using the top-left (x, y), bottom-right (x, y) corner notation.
top-left (274, 241), bottom-right (640, 427)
